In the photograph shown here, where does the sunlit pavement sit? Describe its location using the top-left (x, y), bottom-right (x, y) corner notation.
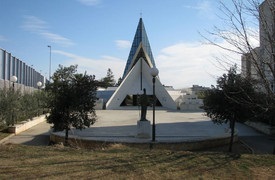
top-left (56, 110), bottom-right (232, 143)
top-left (5, 109), bottom-right (274, 154)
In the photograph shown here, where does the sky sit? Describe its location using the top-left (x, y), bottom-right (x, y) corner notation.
top-left (0, 0), bottom-right (262, 89)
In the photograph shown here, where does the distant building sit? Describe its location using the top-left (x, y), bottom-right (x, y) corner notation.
top-left (0, 48), bottom-right (46, 92)
top-left (241, 0), bottom-right (275, 92)
top-left (171, 85), bottom-right (209, 111)
top-left (96, 87), bottom-right (117, 109)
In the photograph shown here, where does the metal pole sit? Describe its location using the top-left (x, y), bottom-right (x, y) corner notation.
top-left (12, 82), bottom-right (15, 125)
top-left (152, 76), bottom-right (156, 142)
top-left (47, 45), bottom-right (51, 81)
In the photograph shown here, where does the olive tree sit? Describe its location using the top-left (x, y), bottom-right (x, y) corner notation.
top-left (0, 88), bottom-right (21, 126)
top-left (46, 65), bottom-right (97, 145)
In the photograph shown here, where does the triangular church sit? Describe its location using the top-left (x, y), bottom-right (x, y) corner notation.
top-left (106, 18), bottom-right (176, 109)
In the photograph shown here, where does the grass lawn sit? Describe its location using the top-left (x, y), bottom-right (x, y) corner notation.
top-left (0, 132), bottom-right (10, 140)
top-left (0, 129), bottom-right (11, 140)
top-left (0, 144), bottom-right (274, 179)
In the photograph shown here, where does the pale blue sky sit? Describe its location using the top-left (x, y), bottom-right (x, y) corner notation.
top-left (0, 0), bottom-right (262, 88)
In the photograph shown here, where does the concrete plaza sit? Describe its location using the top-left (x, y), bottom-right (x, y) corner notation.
top-left (53, 109), bottom-right (232, 143)
top-left (4, 109), bottom-right (274, 153)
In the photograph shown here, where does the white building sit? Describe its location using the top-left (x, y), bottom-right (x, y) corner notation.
top-left (0, 48), bottom-right (46, 93)
top-left (106, 18), bottom-right (176, 110)
top-left (241, 0), bottom-right (275, 92)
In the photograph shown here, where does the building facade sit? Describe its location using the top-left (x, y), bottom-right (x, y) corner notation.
top-left (241, 0), bottom-right (275, 92)
top-left (106, 18), bottom-right (176, 109)
top-left (0, 48), bottom-right (46, 92)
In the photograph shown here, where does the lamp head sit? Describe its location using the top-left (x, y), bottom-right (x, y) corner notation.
top-left (37, 81), bottom-right (43, 87)
top-left (10, 76), bottom-right (17, 83)
top-left (150, 67), bottom-right (159, 77)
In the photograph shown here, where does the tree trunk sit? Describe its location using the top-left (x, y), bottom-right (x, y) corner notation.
top-left (65, 127), bottom-right (69, 146)
top-left (229, 119), bottom-right (235, 152)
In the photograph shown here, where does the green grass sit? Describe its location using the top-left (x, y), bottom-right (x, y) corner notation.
top-left (0, 132), bottom-right (9, 140)
top-left (0, 144), bottom-right (274, 179)
top-left (0, 128), bottom-right (10, 140)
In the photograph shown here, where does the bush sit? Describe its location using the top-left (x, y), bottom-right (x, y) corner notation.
top-left (0, 88), bottom-right (47, 127)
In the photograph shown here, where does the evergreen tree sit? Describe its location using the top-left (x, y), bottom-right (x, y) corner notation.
top-left (203, 65), bottom-right (258, 152)
top-left (99, 68), bottom-right (116, 88)
top-left (116, 77), bottom-right (123, 86)
top-left (46, 65), bottom-right (97, 145)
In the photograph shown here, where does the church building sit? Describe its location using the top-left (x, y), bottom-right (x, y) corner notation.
top-left (106, 18), bottom-right (176, 109)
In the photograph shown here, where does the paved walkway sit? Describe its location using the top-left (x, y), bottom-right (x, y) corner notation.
top-left (3, 110), bottom-right (275, 154)
top-left (4, 121), bottom-right (52, 146)
top-left (236, 122), bottom-right (275, 154)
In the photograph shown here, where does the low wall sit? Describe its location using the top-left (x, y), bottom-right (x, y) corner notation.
top-left (0, 79), bottom-right (37, 94)
top-left (8, 115), bottom-right (46, 135)
top-left (245, 121), bottom-right (275, 135)
top-left (95, 99), bottom-right (104, 110)
top-left (50, 133), bottom-right (238, 151)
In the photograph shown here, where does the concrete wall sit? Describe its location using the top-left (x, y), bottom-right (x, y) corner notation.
top-left (8, 115), bottom-right (46, 135)
top-left (245, 121), bottom-right (275, 135)
top-left (50, 132), bottom-right (238, 151)
top-left (95, 99), bottom-right (104, 110)
top-left (0, 79), bottom-right (37, 93)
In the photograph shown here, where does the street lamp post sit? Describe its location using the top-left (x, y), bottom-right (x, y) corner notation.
top-left (37, 81), bottom-right (43, 116)
top-left (10, 75), bottom-right (17, 126)
top-left (37, 81), bottom-right (42, 90)
top-left (47, 45), bottom-right (51, 82)
top-left (150, 67), bottom-right (159, 142)
top-left (10, 75), bottom-right (17, 91)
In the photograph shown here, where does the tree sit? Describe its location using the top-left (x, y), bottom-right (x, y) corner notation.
top-left (203, 0), bottom-right (275, 126)
top-left (46, 65), bottom-right (97, 145)
top-left (0, 88), bottom-right (21, 126)
top-left (99, 68), bottom-right (116, 88)
top-left (0, 88), bottom-right (48, 128)
top-left (116, 77), bottom-right (123, 87)
top-left (203, 66), bottom-right (259, 152)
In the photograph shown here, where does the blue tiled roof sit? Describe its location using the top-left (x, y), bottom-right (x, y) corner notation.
top-left (122, 18), bottom-right (156, 79)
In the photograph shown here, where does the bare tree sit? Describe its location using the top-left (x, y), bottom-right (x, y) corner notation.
top-left (202, 0), bottom-right (275, 122)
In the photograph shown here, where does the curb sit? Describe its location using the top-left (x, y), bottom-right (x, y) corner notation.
top-left (50, 132), bottom-right (238, 151)
top-left (239, 139), bottom-right (255, 154)
top-left (0, 114), bottom-right (47, 145)
top-left (8, 115), bottom-right (47, 135)
top-left (0, 133), bottom-right (15, 144)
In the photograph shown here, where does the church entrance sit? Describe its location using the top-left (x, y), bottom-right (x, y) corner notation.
top-left (120, 94), bottom-right (162, 107)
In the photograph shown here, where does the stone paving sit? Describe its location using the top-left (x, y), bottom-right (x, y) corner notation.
top-left (54, 110), bottom-right (232, 143)
top-left (4, 109), bottom-right (274, 153)
top-left (4, 121), bottom-right (51, 146)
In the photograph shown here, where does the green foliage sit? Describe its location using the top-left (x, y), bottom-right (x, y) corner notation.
top-left (116, 77), bottom-right (123, 86)
top-left (0, 88), bottom-right (47, 128)
top-left (204, 66), bottom-right (259, 123)
top-left (0, 89), bottom-right (20, 126)
top-left (46, 65), bottom-right (97, 133)
top-left (252, 93), bottom-right (275, 126)
top-left (203, 66), bottom-right (261, 152)
top-left (98, 68), bottom-right (116, 88)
